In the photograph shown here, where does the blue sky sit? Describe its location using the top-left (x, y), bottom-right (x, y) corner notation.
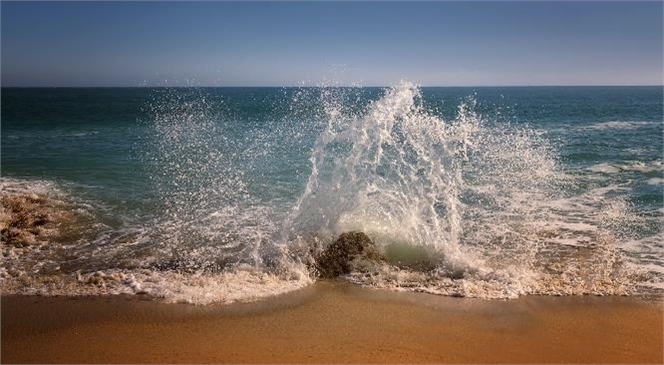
top-left (1, 1), bottom-right (662, 87)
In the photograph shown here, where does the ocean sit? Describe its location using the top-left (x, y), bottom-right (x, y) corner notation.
top-left (1, 83), bottom-right (662, 304)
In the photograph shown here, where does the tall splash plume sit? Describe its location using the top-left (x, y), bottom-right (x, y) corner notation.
top-left (284, 84), bottom-right (475, 265)
top-left (283, 82), bottom-right (634, 297)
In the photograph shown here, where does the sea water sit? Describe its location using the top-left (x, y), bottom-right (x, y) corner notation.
top-left (1, 84), bottom-right (662, 303)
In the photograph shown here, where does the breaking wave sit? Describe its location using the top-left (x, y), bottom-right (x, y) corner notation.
top-left (2, 83), bottom-right (660, 303)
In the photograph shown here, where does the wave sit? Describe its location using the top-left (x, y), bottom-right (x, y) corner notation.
top-left (3, 130), bottom-right (100, 140)
top-left (2, 83), bottom-right (661, 303)
top-left (647, 178), bottom-right (664, 185)
top-left (579, 121), bottom-right (657, 131)
top-left (1, 265), bottom-right (310, 305)
top-left (586, 161), bottom-right (663, 174)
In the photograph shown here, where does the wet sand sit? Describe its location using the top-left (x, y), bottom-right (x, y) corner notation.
top-left (2, 281), bottom-right (662, 364)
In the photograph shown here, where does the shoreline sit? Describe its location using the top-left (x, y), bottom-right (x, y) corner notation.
top-left (2, 281), bottom-right (662, 364)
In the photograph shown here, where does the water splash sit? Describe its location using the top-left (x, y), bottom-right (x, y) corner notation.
top-left (1, 83), bottom-right (651, 303)
top-left (141, 88), bottom-right (281, 272)
top-left (283, 82), bottom-right (636, 297)
top-left (287, 84), bottom-right (545, 262)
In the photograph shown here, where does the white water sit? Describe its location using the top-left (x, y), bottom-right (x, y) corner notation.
top-left (1, 83), bottom-right (658, 303)
top-left (281, 82), bottom-right (639, 298)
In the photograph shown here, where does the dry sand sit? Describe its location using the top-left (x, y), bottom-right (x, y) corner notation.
top-left (2, 281), bottom-right (662, 363)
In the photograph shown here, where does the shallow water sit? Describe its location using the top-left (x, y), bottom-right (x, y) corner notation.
top-left (1, 84), bottom-right (662, 303)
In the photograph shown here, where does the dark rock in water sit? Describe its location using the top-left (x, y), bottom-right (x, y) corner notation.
top-left (1, 194), bottom-right (53, 247)
top-left (315, 231), bottom-right (386, 278)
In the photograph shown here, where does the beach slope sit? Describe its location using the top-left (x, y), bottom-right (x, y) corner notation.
top-left (2, 282), bottom-right (662, 364)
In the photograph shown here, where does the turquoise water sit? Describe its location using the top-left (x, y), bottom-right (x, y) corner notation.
top-left (2, 85), bottom-right (662, 303)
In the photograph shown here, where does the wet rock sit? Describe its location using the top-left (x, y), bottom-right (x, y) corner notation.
top-left (0, 192), bottom-right (83, 248)
top-left (315, 231), bottom-right (386, 278)
top-left (0, 195), bottom-right (52, 247)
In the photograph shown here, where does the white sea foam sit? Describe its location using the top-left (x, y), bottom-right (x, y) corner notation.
top-left (0, 177), bottom-right (59, 196)
top-left (1, 266), bottom-right (311, 305)
top-left (586, 161), bottom-right (662, 174)
top-left (624, 147), bottom-right (650, 156)
top-left (647, 178), bottom-right (664, 185)
top-left (587, 163), bottom-right (620, 174)
top-left (580, 121), bottom-right (655, 131)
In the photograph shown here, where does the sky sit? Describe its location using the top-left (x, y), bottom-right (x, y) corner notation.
top-left (1, 1), bottom-right (662, 87)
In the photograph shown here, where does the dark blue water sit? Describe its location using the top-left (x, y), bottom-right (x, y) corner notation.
top-left (3, 87), bottom-right (661, 201)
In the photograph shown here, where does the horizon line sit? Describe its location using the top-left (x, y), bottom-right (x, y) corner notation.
top-left (2, 84), bottom-right (663, 88)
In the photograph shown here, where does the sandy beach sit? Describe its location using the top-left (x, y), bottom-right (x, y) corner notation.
top-left (2, 281), bottom-right (662, 364)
